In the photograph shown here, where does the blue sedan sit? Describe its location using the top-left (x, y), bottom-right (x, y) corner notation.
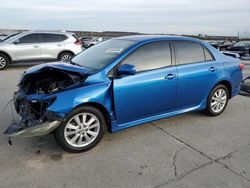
top-left (4, 35), bottom-right (244, 152)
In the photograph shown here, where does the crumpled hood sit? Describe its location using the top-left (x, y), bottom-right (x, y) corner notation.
top-left (24, 62), bottom-right (90, 77)
top-left (18, 61), bottom-right (91, 96)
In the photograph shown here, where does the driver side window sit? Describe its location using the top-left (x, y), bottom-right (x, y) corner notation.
top-left (121, 41), bottom-right (172, 72)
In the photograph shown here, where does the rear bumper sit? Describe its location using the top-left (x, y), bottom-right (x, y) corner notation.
top-left (231, 87), bottom-right (241, 98)
top-left (4, 121), bottom-right (61, 137)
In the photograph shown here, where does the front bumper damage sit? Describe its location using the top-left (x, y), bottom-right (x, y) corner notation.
top-left (4, 91), bottom-right (64, 137)
top-left (4, 63), bottom-right (88, 138)
top-left (4, 121), bottom-right (60, 137)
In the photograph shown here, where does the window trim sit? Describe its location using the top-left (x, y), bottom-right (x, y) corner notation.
top-left (108, 40), bottom-right (174, 77)
top-left (173, 40), bottom-right (214, 66)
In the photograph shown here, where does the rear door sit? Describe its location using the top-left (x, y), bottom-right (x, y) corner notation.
top-left (173, 41), bottom-right (222, 108)
top-left (12, 33), bottom-right (41, 61)
top-left (40, 33), bottom-right (66, 60)
top-left (113, 41), bottom-right (178, 125)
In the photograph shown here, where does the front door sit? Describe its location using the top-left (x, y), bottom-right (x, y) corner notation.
top-left (12, 33), bottom-right (41, 61)
top-left (113, 41), bottom-right (178, 125)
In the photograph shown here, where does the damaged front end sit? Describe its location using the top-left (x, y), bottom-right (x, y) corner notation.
top-left (4, 63), bottom-right (88, 137)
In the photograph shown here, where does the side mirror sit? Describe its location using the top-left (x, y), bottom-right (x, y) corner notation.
top-left (13, 39), bottom-right (20, 45)
top-left (117, 64), bottom-right (136, 76)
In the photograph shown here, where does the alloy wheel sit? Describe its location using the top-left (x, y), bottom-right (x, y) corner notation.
top-left (64, 113), bottom-right (100, 147)
top-left (0, 56), bottom-right (6, 69)
top-left (61, 54), bottom-right (72, 62)
top-left (210, 88), bottom-right (227, 113)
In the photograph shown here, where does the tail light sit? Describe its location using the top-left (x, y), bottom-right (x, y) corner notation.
top-left (74, 39), bottom-right (82, 45)
top-left (240, 63), bottom-right (245, 70)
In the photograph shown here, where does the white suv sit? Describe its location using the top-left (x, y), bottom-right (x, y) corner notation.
top-left (0, 31), bottom-right (84, 70)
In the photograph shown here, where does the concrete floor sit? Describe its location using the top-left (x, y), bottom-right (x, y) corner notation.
top-left (0, 63), bottom-right (250, 188)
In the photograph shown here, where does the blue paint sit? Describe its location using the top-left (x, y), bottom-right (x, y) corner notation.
top-left (22, 35), bottom-right (243, 133)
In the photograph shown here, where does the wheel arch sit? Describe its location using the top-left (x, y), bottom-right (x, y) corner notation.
top-left (213, 80), bottom-right (232, 98)
top-left (0, 51), bottom-right (12, 63)
top-left (72, 102), bottom-right (112, 132)
top-left (57, 50), bottom-right (75, 60)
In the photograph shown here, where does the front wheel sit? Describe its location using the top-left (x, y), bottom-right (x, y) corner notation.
top-left (0, 53), bottom-right (10, 70)
top-left (205, 85), bottom-right (229, 116)
top-left (55, 106), bottom-right (105, 153)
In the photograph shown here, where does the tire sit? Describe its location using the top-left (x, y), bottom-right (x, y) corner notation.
top-left (58, 52), bottom-right (74, 62)
top-left (205, 84), bottom-right (229, 116)
top-left (0, 53), bottom-right (10, 70)
top-left (55, 106), bottom-right (105, 153)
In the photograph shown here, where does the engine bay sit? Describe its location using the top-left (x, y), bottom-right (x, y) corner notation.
top-left (20, 67), bottom-right (83, 95)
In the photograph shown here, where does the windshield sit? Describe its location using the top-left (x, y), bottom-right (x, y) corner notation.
top-left (71, 39), bottom-right (135, 71)
top-left (233, 41), bottom-right (250, 47)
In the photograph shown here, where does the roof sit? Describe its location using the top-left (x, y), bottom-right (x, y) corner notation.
top-left (116, 35), bottom-right (198, 43)
top-left (23, 30), bottom-right (74, 35)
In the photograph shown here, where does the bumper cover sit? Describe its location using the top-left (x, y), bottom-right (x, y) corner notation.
top-left (4, 121), bottom-right (61, 137)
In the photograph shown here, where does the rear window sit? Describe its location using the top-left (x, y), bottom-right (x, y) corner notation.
top-left (204, 47), bottom-right (214, 61)
top-left (174, 41), bottom-right (205, 65)
top-left (41, 34), bottom-right (67, 42)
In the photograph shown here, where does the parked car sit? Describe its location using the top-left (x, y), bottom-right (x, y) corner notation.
top-left (80, 36), bottom-right (93, 48)
top-left (240, 75), bottom-right (250, 95)
top-left (219, 40), bottom-right (235, 51)
top-left (206, 40), bottom-right (223, 49)
top-left (0, 32), bottom-right (20, 42)
top-left (206, 40), bottom-right (235, 51)
top-left (83, 37), bottom-right (103, 48)
top-left (0, 35), bottom-right (7, 41)
top-left (0, 31), bottom-right (84, 70)
top-left (227, 41), bottom-right (250, 58)
top-left (4, 35), bottom-right (243, 152)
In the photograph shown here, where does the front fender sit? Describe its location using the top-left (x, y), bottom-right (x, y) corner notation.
top-left (48, 82), bottom-right (112, 117)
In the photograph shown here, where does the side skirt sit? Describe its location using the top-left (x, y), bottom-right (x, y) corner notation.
top-left (111, 99), bottom-right (207, 132)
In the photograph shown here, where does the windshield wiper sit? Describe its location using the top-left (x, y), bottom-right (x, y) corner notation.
top-left (70, 60), bottom-right (81, 67)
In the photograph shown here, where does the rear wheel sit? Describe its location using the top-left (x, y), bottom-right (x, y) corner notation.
top-left (55, 106), bottom-right (105, 153)
top-left (0, 53), bottom-right (9, 70)
top-left (58, 52), bottom-right (74, 62)
top-left (206, 85), bottom-right (229, 116)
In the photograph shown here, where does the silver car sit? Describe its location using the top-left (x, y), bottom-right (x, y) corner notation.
top-left (0, 31), bottom-right (84, 70)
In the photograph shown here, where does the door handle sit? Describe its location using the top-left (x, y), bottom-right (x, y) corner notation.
top-left (33, 45), bottom-right (39, 48)
top-left (57, 44), bottom-right (62, 46)
top-left (209, 67), bottom-right (217, 72)
top-left (165, 73), bottom-right (176, 80)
